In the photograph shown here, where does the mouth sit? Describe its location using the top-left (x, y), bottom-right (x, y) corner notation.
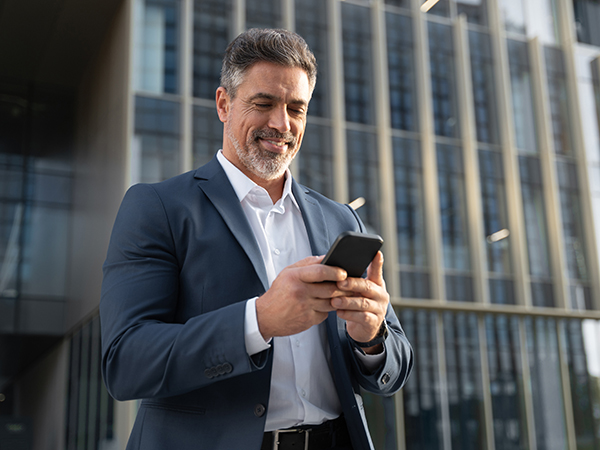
top-left (257, 137), bottom-right (291, 154)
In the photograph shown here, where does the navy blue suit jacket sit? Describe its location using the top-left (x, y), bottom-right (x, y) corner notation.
top-left (100, 156), bottom-right (413, 450)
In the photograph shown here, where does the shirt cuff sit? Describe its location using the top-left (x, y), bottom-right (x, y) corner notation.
top-left (244, 297), bottom-right (272, 356)
top-left (353, 346), bottom-right (386, 372)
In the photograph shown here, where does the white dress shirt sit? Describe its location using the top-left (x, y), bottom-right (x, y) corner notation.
top-left (216, 150), bottom-right (381, 432)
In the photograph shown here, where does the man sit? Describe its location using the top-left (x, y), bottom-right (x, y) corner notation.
top-left (100, 28), bottom-right (413, 450)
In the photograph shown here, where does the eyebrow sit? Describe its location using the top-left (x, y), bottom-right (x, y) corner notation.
top-left (248, 93), bottom-right (308, 107)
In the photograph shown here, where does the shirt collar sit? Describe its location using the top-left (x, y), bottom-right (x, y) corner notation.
top-left (216, 149), bottom-right (299, 209)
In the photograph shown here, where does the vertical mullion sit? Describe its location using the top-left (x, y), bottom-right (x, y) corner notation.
top-left (518, 315), bottom-right (537, 450)
top-left (329, 0), bottom-right (348, 204)
top-left (486, 0), bottom-right (529, 307)
top-left (528, 37), bottom-right (569, 309)
top-left (454, 15), bottom-right (488, 305)
top-left (411, 0), bottom-right (445, 302)
top-left (554, 0), bottom-right (600, 309)
top-left (372, 0), bottom-right (400, 298)
top-left (181, 0), bottom-right (193, 173)
top-left (478, 314), bottom-right (496, 450)
top-left (556, 320), bottom-right (578, 449)
top-left (436, 311), bottom-right (452, 450)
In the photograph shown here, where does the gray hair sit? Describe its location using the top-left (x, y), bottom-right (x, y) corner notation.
top-left (220, 28), bottom-right (317, 98)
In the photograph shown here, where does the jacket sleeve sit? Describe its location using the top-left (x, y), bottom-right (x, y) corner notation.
top-left (100, 184), bottom-right (269, 401)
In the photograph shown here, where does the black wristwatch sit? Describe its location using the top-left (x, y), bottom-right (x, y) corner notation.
top-left (350, 321), bottom-right (389, 348)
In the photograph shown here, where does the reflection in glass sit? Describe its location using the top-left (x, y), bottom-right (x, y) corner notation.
top-left (437, 144), bottom-right (472, 301)
top-left (499, 0), bottom-right (527, 34)
top-left (393, 138), bottom-right (429, 299)
top-left (429, 22), bottom-right (459, 138)
top-left (297, 123), bottom-right (334, 199)
top-left (346, 130), bottom-right (380, 233)
top-left (246, 0), bottom-right (281, 30)
top-left (400, 309), bottom-right (443, 450)
top-left (469, 31), bottom-right (499, 144)
top-left (480, 150), bottom-right (513, 304)
top-left (386, 12), bottom-right (416, 131)
top-left (134, 0), bottom-right (180, 95)
top-left (574, 0), bottom-right (600, 46)
top-left (508, 40), bottom-right (537, 154)
top-left (556, 161), bottom-right (591, 310)
top-left (561, 319), bottom-right (600, 449)
top-left (133, 96), bottom-right (181, 184)
top-left (556, 161), bottom-right (588, 281)
top-left (193, 0), bottom-right (231, 100)
top-left (295, 0), bottom-right (330, 118)
top-left (456, 0), bottom-right (487, 26)
top-left (525, 317), bottom-right (567, 450)
top-left (479, 150), bottom-right (511, 273)
top-left (544, 47), bottom-right (572, 156)
top-left (444, 312), bottom-right (486, 450)
top-left (425, 0), bottom-right (450, 17)
top-left (486, 315), bottom-right (529, 450)
top-left (384, 0), bottom-right (411, 8)
top-left (192, 106), bottom-right (221, 169)
top-left (518, 156), bottom-right (554, 306)
top-left (342, 3), bottom-right (374, 125)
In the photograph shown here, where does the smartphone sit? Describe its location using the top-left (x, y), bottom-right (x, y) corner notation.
top-left (321, 231), bottom-right (384, 278)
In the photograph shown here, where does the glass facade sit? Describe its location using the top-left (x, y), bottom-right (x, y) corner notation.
top-left (5, 0), bottom-right (598, 448)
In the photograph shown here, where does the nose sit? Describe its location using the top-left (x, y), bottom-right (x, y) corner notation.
top-left (268, 106), bottom-right (291, 133)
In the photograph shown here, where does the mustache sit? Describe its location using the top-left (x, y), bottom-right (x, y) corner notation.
top-left (252, 128), bottom-right (297, 147)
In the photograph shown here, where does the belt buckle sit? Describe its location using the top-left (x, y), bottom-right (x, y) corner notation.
top-left (272, 428), bottom-right (310, 450)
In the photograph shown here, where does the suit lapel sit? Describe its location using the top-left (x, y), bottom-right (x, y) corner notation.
top-left (195, 158), bottom-right (270, 290)
top-left (291, 180), bottom-right (330, 256)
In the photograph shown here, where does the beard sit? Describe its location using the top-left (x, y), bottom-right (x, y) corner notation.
top-left (226, 123), bottom-right (300, 181)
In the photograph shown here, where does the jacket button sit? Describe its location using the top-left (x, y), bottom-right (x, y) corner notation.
top-left (204, 368), bottom-right (216, 379)
top-left (222, 363), bottom-right (233, 374)
top-left (254, 404), bottom-right (266, 417)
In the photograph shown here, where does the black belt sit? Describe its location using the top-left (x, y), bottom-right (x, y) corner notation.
top-left (261, 416), bottom-right (352, 450)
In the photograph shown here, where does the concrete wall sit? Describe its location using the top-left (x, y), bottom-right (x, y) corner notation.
top-left (66, 0), bottom-right (132, 330)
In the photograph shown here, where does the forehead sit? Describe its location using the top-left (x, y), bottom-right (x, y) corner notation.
top-left (237, 62), bottom-right (311, 102)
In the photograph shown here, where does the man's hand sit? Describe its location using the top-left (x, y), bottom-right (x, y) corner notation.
top-left (256, 256), bottom-right (349, 340)
top-left (331, 251), bottom-right (389, 354)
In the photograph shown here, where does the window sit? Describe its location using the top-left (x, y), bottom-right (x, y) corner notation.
top-left (192, 105), bottom-right (222, 169)
top-left (486, 315), bottom-right (529, 450)
top-left (526, 317), bottom-right (568, 450)
top-left (429, 22), bottom-right (460, 139)
top-left (66, 316), bottom-right (114, 450)
top-left (193, 0), bottom-right (232, 100)
top-left (508, 40), bottom-right (538, 154)
top-left (437, 144), bottom-right (472, 301)
top-left (387, 12), bottom-right (417, 132)
top-left (297, 123), bottom-right (334, 199)
top-left (469, 31), bottom-right (499, 145)
top-left (347, 130), bottom-right (380, 233)
top-left (134, 0), bottom-right (181, 95)
top-left (296, 0), bottom-right (331, 119)
top-left (133, 96), bottom-right (181, 183)
top-left (342, 3), bottom-right (375, 125)
top-left (393, 137), bottom-right (430, 299)
top-left (400, 309), bottom-right (444, 450)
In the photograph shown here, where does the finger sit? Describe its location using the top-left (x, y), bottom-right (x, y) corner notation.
top-left (296, 263), bottom-right (347, 284)
top-left (288, 255), bottom-right (325, 268)
top-left (331, 296), bottom-right (378, 312)
top-left (366, 251), bottom-right (384, 286)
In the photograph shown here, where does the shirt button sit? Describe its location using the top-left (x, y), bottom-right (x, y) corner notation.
top-left (274, 249), bottom-right (281, 255)
top-left (295, 340), bottom-right (300, 347)
top-left (300, 390), bottom-right (306, 398)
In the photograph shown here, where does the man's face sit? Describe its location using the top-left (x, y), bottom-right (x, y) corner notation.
top-left (216, 61), bottom-right (311, 183)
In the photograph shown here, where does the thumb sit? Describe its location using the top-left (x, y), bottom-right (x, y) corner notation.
top-left (366, 251), bottom-right (385, 286)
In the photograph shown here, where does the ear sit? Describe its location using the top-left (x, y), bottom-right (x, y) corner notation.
top-left (216, 87), bottom-right (230, 123)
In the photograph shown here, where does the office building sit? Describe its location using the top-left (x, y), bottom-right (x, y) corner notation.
top-left (2, 0), bottom-right (600, 448)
